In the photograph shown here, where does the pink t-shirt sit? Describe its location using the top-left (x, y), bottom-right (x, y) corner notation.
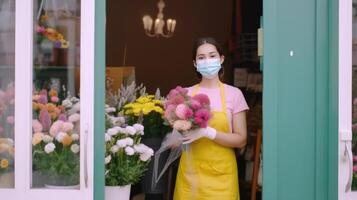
top-left (187, 84), bottom-right (249, 132)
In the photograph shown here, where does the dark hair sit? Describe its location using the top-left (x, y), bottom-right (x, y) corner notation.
top-left (192, 37), bottom-right (225, 79)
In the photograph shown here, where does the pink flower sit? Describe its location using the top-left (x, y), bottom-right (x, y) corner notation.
top-left (62, 122), bottom-right (74, 132)
top-left (190, 99), bottom-right (202, 110)
top-left (175, 104), bottom-right (193, 120)
top-left (354, 156), bottom-right (357, 162)
top-left (32, 120), bottom-right (43, 133)
top-left (49, 120), bottom-right (64, 137)
top-left (164, 105), bottom-right (176, 120)
top-left (169, 95), bottom-right (185, 106)
top-left (51, 96), bottom-right (59, 103)
top-left (6, 116), bottom-right (14, 124)
top-left (192, 94), bottom-right (210, 106)
top-left (58, 114), bottom-right (67, 121)
top-left (175, 86), bottom-right (188, 95)
top-left (194, 109), bottom-right (211, 128)
top-left (36, 25), bottom-right (45, 33)
top-left (39, 108), bottom-right (51, 131)
top-left (38, 95), bottom-right (48, 104)
top-left (173, 120), bottom-right (192, 131)
top-left (354, 165), bottom-right (357, 173)
top-left (68, 113), bottom-right (80, 122)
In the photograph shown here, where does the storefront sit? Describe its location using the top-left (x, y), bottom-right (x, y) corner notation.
top-left (0, 0), bottom-right (355, 200)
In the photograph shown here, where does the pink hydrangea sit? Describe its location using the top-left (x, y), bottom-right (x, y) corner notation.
top-left (49, 120), bottom-right (64, 137)
top-left (62, 122), bottom-right (74, 132)
top-left (32, 120), bottom-right (43, 133)
top-left (194, 109), bottom-right (211, 128)
top-left (192, 94), bottom-right (210, 106)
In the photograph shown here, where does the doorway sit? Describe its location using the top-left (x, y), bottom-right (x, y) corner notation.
top-left (105, 0), bottom-right (263, 200)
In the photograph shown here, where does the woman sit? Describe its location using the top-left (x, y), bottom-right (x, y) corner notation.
top-left (173, 37), bottom-right (249, 200)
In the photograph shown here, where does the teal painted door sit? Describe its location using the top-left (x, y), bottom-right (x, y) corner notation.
top-left (263, 0), bottom-right (335, 199)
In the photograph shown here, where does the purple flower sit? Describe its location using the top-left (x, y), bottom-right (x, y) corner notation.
top-left (39, 108), bottom-right (51, 132)
top-left (58, 114), bottom-right (67, 121)
top-left (38, 95), bottom-right (48, 104)
top-left (54, 41), bottom-right (62, 48)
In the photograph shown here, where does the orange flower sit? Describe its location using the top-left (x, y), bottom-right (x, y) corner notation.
top-left (62, 135), bottom-right (73, 146)
top-left (33, 102), bottom-right (40, 111)
top-left (46, 103), bottom-right (56, 112)
top-left (0, 159), bottom-right (9, 169)
top-left (50, 112), bottom-right (58, 120)
top-left (49, 89), bottom-right (58, 97)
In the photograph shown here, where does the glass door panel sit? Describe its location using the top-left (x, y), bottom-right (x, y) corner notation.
top-left (31, 0), bottom-right (81, 189)
top-left (0, 0), bottom-right (15, 189)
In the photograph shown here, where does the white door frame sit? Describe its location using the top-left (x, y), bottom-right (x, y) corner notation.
top-left (338, 0), bottom-right (357, 199)
top-left (1, 0), bottom-right (95, 199)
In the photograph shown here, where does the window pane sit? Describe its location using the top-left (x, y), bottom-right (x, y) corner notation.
top-left (32, 0), bottom-right (81, 189)
top-left (0, 0), bottom-right (15, 189)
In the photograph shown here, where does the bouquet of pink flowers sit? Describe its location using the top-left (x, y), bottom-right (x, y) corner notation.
top-left (163, 86), bottom-right (212, 133)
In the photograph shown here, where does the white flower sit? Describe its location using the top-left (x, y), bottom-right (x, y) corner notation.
top-left (125, 146), bottom-right (135, 156)
top-left (107, 128), bottom-right (118, 136)
top-left (71, 133), bottom-right (80, 141)
top-left (70, 144), bottom-right (80, 154)
top-left (139, 153), bottom-right (151, 162)
top-left (56, 132), bottom-right (67, 142)
top-left (133, 123), bottom-right (144, 132)
top-left (105, 134), bottom-right (111, 142)
top-left (68, 113), bottom-right (80, 122)
top-left (134, 144), bottom-right (146, 153)
top-left (105, 155), bottom-right (112, 164)
top-left (44, 143), bottom-right (56, 154)
top-left (125, 137), bottom-right (134, 146)
top-left (133, 123), bottom-right (144, 135)
top-left (113, 126), bottom-right (123, 133)
top-left (43, 135), bottom-right (54, 143)
top-left (62, 99), bottom-right (73, 108)
top-left (105, 107), bottom-right (116, 113)
top-left (110, 145), bottom-right (119, 153)
top-left (116, 139), bottom-right (127, 148)
top-left (125, 126), bottom-right (137, 135)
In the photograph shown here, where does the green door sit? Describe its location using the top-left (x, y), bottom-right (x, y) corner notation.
top-left (263, 0), bottom-right (337, 199)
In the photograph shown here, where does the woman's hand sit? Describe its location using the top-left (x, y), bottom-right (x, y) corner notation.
top-left (181, 127), bottom-right (217, 144)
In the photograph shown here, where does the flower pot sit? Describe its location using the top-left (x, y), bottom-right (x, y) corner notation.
top-left (105, 185), bottom-right (131, 200)
top-left (140, 137), bottom-right (169, 194)
top-left (0, 172), bottom-right (14, 188)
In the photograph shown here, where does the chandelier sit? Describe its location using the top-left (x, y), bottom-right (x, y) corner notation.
top-left (142, 0), bottom-right (176, 38)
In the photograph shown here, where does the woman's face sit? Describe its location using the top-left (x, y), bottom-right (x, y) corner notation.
top-left (194, 43), bottom-right (224, 65)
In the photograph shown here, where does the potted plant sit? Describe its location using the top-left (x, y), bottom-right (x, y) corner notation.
top-left (32, 88), bottom-right (80, 188)
top-left (105, 109), bottom-right (154, 200)
top-left (122, 92), bottom-right (171, 198)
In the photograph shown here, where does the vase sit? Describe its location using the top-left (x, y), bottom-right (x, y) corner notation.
top-left (0, 172), bottom-right (14, 188)
top-left (105, 185), bottom-right (131, 200)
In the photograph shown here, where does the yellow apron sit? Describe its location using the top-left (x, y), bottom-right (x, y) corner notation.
top-left (174, 82), bottom-right (239, 200)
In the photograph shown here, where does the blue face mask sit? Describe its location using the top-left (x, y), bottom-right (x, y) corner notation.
top-left (196, 59), bottom-right (222, 79)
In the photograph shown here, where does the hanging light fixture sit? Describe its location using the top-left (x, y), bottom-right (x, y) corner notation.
top-left (142, 0), bottom-right (176, 38)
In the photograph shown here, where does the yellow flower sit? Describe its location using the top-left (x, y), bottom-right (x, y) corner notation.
top-left (142, 106), bottom-right (154, 115)
top-left (136, 97), bottom-right (151, 104)
top-left (125, 110), bottom-right (133, 115)
top-left (124, 103), bottom-right (134, 109)
top-left (147, 95), bottom-right (155, 99)
top-left (61, 40), bottom-right (70, 48)
top-left (153, 100), bottom-right (163, 105)
top-left (0, 159), bottom-right (9, 169)
top-left (154, 106), bottom-right (164, 114)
